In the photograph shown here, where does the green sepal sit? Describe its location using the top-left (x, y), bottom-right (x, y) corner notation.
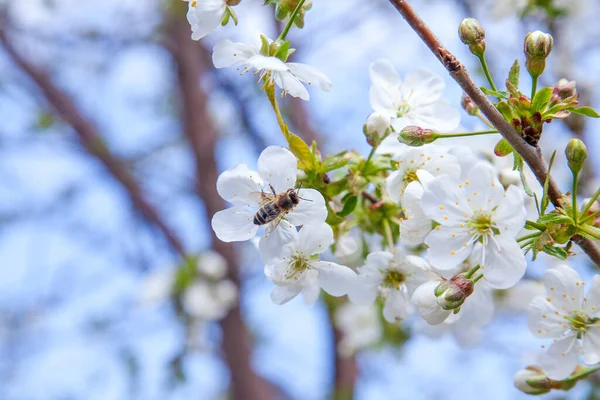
top-left (507, 59), bottom-right (520, 89)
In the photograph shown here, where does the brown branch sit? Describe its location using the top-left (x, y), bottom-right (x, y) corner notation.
top-left (164, 13), bottom-right (274, 400)
top-left (0, 24), bottom-right (186, 258)
top-left (388, 0), bottom-right (600, 266)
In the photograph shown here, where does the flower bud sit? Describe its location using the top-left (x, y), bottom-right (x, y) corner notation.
top-left (565, 138), bottom-right (588, 176)
top-left (550, 78), bottom-right (577, 106)
top-left (514, 366), bottom-right (552, 395)
top-left (397, 126), bottom-right (436, 147)
top-left (433, 273), bottom-right (474, 310)
top-left (459, 18), bottom-right (486, 57)
top-left (363, 112), bottom-right (391, 146)
top-left (494, 138), bottom-right (513, 157)
top-left (226, 0), bottom-right (242, 5)
top-left (461, 93), bottom-right (479, 116)
top-left (524, 31), bottom-right (553, 78)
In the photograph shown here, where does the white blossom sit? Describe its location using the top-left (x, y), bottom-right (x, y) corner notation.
top-left (139, 268), bottom-right (175, 305)
top-left (212, 38), bottom-right (332, 101)
top-left (349, 248), bottom-right (431, 323)
top-left (398, 171), bottom-right (434, 247)
top-left (335, 303), bottom-right (383, 357)
top-left (211, 146), bottom-right (326, 243)
top-left (369, 59), bottom-right (461, 134)
top-left (182, 279), bottom-right (237, 320)
top-left (186, 0), bottom-right (227, 40)
top-left (386, 145), bottom-right (461, 203)
top-left (264, 223), bottom-right (357, 305)
top-left (333, 231), bottom-right (364, 267)
top-left (528, 265), bottom-right (600, 380)
top-left (197, 250), bottom-right (228, 280)
top-left (421, 162), bottom-right (527, 289)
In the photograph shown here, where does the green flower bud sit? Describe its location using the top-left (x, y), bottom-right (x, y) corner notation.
top-left (565, 138), bottom-right (588, 176)
top-left (434, 273), bottom-right (474, 311)
top-left (459, 18), bottom-right (486, 57)
top-left (363, 112), bottom-right (391, 147)
top-left (513, 366), bottom-right (552, 395)
top-left (494, 138), bottom-right (514, 157)
top-left (524, 31), bottom-right (553, 78)
top-left (397, 126), bottom-right (436, 147)
top-left (461, 93), bottom-right (479, 116)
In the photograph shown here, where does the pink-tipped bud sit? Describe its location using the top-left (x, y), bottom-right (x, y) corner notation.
top-left (461, 93), bottom-right (480, 116)
top-left (459, 18), bottom-right (486, 57)
top-left (398, 126), bottom-right (437, 147)
top-left (433, 273), bottom-right (474, 310)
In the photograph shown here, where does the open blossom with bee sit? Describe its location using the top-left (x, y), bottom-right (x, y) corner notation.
top-left (211, 146), bottom-right (327, 243)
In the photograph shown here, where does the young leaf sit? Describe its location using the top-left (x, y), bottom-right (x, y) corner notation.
top-left (532, 87), bottom-right (553, 112)
top-left (514, 154), bottom-right (535, 197)
top-left (321, 151), bottom-right (349, 173)
top-left (541, 151), bottom-right (557, 215)
top-left (507, 59), bottom-right (520, 88)
top-left (481, 86), bottom-right (508, 99)
top-left (542, 245), bottom-right (569, 260)
top-left (570, 106), bottom-right (600, 118)
top-left (284, 129), bottom-right (314, 171)
top-left (337, 195), bottom-right (358, 217)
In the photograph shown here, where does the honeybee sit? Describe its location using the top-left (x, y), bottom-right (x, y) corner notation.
top-left (252, 184), bottom-right (310, 234)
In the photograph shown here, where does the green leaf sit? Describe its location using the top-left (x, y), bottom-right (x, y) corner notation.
top-left (538, 213), bottom-right (574, 225)
top-left (532, 87), bottom-right (553, 112)
top-left (541, 151), bottom-right (556, 215)
top-left (496, 101), bottom-right (514, 121)
top-left (325, 201), bottom-right (344, 225)
top-left (321, 151), bottom-right (349, 173)
top-left (481, 87), bottom-right (508, 98)
top-left (494, 138), bottom-right (514, 157)
top-left (514, 154), bottom-right (535, 197)
top-left (283, 129), bottom-right (314, 171)
top-left (337, 195), bottom-right (358, 217)
top-left (323, 177), bottom-right (348, 197)
top-left (505, 79), bottom-right (519, 98)
top-left (577, 225), bottom-right (600, 241)
top-left (507, 59), bottom-right (520, 89)
top-left (570, 106), bottom-right (600, 118)
top-left (542, 245), bottom-right (569, 260)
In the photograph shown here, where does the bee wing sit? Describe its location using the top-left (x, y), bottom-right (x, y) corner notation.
top-left (249, 191), bottom-right (276, 207)
top-left (264, 213), bottom-right (286, 235)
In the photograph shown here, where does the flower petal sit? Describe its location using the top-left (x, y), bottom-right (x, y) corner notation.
top-left (584, 275), bottom-right (600, 315)
top-left (407, 101), bottom-right (461, 132)
top-left (347, 276), bottom-right (380, 305)
top-left (412, 280), bottom-right (451, 325)
top-left (259, 222), bottom-right (297, 263)
top-left (211, 207), bottom-right (258, 242)
top-left (273, 70), bottom-right (310, 100)
top-left (383, 290), bottom-right (409, 323)
top-left (583, 326), bottom-right (600, 365)
top-left (401, 69), bottom-right (445, 105)
top-left (257, 146), bottom-right (298, 193)
top-left (494, 185), bottom-right (526, 237)
top-left (425, 226), bottom-right (474, 270)
top-left (212, 39), bottom-right (257, 68)
top-left (294, 222), bottom-right (333, 255)
top-left (216, 164), bottom-right (263, 205)
top-left (527, 296), bottom-right (565, 338)
top-left (286, 188), bottom-right (327, 225)
top-left (539, 335), bottom-right (579, 380)
top-left (287, 62), bottom-right (332, 92)
top-left (369, 59), bottom-right (402, 88)
top-left (271, 285), bottom-right (301, 305)
top-left (313, 260), bottom-right (357, 297)
top-left (187, 0), bottom-right (227, 40)
top-left (421, 175), bottom-right (472, 224)
top-left (544, 265), bottom-right (584, 311)
top-left (477, 237), bottom-right (526, 289)
top-left (464, 162), bottom-right (505, 212)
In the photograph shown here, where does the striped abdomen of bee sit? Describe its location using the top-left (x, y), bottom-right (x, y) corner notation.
top-left (253, 201), bottom-right (281, 225)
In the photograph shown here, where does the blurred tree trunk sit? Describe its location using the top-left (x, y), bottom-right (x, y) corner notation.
top-left (163, 10), bottom-right (274, 400)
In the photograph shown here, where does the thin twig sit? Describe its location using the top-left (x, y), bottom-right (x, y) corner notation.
top-left (387, 0), bottom-right (600, 266)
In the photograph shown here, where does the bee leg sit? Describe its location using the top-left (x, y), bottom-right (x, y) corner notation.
top-left (269, 184), bottom-right (277, 196)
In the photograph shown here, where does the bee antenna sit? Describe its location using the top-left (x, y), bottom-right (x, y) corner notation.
top-left (298, 196), bottom-right (313, 202)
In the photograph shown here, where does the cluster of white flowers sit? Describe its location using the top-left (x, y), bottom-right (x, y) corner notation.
top-left (140, 251), bottom-right (237, 321)
top-left (183, 4), bottom-right (600, 390)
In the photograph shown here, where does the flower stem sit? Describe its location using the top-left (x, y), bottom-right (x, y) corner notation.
top-left (435, 129), bottom-right (498, 139)
top-left (572, 171), bottom-right (579, 225)
top-left (362, 145), bottom-right (377, 174)
top-left (276, 0), bottom-right (306, 42)
top-left (265, 82), bottom-right (288, 135)
top-left (476, 113), bottom-right (495, 128)
top-left (477, 54), bottom-right (497, 92)
top-left (531, 76), bottom-right (538, 101)
top-left (382, 219), bottom-right (395, 252)
top-left (464, 265), bottom-right (480, 279)
top-left (581, 186), bottom-right (600, 216)
top-left (517, 231), bottom-right (542, 242)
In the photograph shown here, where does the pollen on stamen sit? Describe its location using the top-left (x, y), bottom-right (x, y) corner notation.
top-left (465, 180), bottom-right (470, 185)
top-left (451, 233), bottom-right (456, 238)
top-left (546, 297), bottom-right (552, 302)
top-left (443, 216), bottom-right (449, 220)
top-left (542, 314), bottom-right (547, 318)
top-left (450, 251), bottom-right (456, 255)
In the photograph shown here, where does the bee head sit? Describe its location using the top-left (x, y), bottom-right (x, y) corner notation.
top-left (288, 188), bottom-right (300, 205)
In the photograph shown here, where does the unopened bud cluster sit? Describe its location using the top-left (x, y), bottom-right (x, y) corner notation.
top-left (275, 0), bottom-right (313, 28)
